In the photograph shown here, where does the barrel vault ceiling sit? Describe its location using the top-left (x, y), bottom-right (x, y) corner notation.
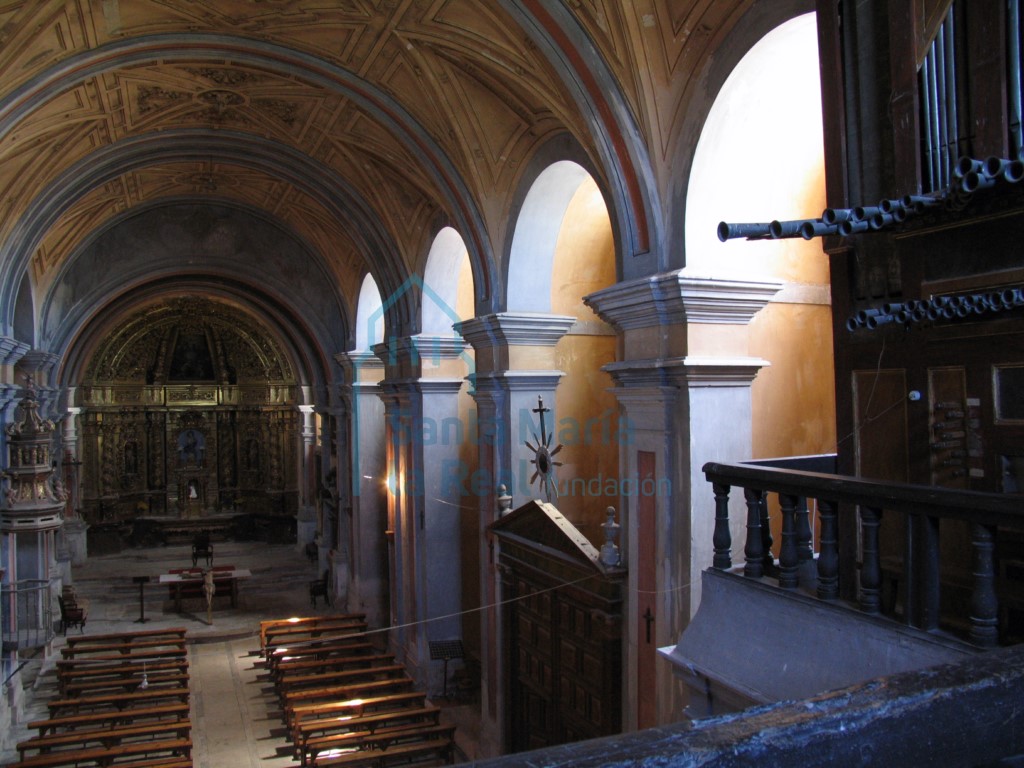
top-left (0, 0), bottom-right (754, 355)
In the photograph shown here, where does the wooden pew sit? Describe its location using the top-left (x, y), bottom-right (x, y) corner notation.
top-left (307, 723), bottom-right (455, 768)
top-left (46, 686), bottom-right (190, 716)
top-left (313, 735), bottom-right (454, 768)
top-left (55, 647), bottom-right (187, 667)
top-left (29, 702), bottom-right (190, 737)
top-left (62, 671), bottom-right (190, 697)
top-left (64, 627), bottom-right (188, 647)
top-left (57, 659), bottom-right (189, 693)
top-left (276, 664), bottom-right (407, 700)
top-left (273, 652), bottom-right (394, 683)
top-left (61, 637), bottom-right (187, 658)
top-left (260, 614), bottom-right (366, 651)
top-left (282, 678), bottom-right (415, 728)
top-left (11, 736), bottom-right (192, 768)
top-left (262, 618), bottom-right (369, 655)
top-left (267, 638), bottom-right (376, 670)
top-left (17, 718), bottom-right (192, 759)
top-left (292, 704), bottom-right (441, 765)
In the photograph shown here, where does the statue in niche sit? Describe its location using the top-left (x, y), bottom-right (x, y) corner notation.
top-left (177, 429), bottom-right (205, 466)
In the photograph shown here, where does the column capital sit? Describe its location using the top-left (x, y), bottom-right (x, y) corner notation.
top-left (584, 271), bottom-right (782, 330)
top-left (455, 312), bottom-right (575, 349)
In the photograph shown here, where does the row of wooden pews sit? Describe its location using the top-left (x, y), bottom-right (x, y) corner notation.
top-left (12, 627), bottom-right (194, 768)
top-left (259, 614), bottom-right (455, 767)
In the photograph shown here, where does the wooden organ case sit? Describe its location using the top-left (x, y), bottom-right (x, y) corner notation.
top-left (489, 500), bottom-right (624, 753)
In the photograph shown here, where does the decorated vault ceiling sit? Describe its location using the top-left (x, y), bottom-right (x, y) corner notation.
top-left (0, 0), bottom-right (762, 363)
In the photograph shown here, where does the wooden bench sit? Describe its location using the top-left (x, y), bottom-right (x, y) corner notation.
top-left (292, 690), bottom-right (425, 725)
top-left (29, 702), bottom-right (190, 737)
top-left (56, 647), bottom-right (187, 667)
top-left (62, 672), bottom-right (190, 697)
top-left (64, 628), bottom-right (188, 647)
top-left (281, 673), bottom-right (418, 724)
top-left (267, 638), bottom-right (375, 667)
top-left (277, 664), bottom-right (407, 698)
top-left (17, 718), bottom-right (192, 758)
top-left (58, 659), bottom-right (189, 689)
top-left (313, 735), bottom-right (453, 767)
top-left (306, 724), bottom-right (455, 768)
top-left (283, 678), bottom-right (415, 728)
top-left (260, 614), bottom-right (367, 651)
top-left (46, 686), bottom-right (190, 716)
top-left (61, 637), bottom-right (188, 658)
top-left (12, 736), bottom-right (192, 767)
top-left (273, 652), bottom-right (393, 683)
top-left (292, 705), bottom-right (441, 764)
top-left (262, 618), bottom-right (369, 654)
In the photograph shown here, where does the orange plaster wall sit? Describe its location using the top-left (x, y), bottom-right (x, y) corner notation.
top-left (750, 302), bottom-right (836, 458)
top-left (550, 177), bottom-right (620, 542)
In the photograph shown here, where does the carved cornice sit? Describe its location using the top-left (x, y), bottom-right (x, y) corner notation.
top-left (471, 370), bottom-right (565, 394)
top-left (0, 337), bottom-right (31, 368)
top-left (603, 355), bottom-right (769, 388)
top-left (585, 271), bottom-right (783, 330)
top-left (455, 313), bottom-right (575, 349)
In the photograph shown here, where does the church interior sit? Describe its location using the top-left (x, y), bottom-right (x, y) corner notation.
top-left (1, 1), bottom-right (1023, 765)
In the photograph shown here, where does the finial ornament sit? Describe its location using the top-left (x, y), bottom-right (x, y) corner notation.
top-left (600, 506), bottom-right (621, 567)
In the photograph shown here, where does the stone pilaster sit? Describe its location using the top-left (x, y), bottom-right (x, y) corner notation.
top-left (371, 335), bottom-right (470, 695)
top-left (454, 311), bottom-right (574, 757)
top-left (336, 351), bottom-right (387, 630)
top-left (585, 270), bottom-right (780, 730)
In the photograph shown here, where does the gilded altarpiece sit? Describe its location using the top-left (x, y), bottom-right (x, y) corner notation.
top-left (76, 298), bottom-right (300, 522)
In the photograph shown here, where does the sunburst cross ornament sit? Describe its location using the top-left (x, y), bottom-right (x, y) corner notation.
top-left (525, 396), bottom-right (564, 502)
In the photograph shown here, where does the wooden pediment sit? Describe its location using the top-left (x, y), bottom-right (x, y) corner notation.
top-left (488, 499), bottom-right (619, 575)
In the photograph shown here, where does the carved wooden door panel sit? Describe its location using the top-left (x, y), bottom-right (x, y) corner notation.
top-left (510, 576), bottom-right (555, 752)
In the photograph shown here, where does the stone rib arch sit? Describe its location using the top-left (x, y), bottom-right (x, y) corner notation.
top-left (38, 198), bottom-right (350, 367)
top-left (354, 274), bottom-right (385, 353)
top-left (421, 227), bottom-right (471, 338)
top-left (507, 161), bottom-right (592, 313)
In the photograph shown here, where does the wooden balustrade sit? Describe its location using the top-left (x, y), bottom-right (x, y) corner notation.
top-left (703, 458), bottom-right (1024, 647)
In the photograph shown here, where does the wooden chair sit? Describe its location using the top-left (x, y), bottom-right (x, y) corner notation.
top-left (309, 570), bottom-right (330, 607)
top-left (57, 595), bottom-right (86, 636)
top-left (191, 532), bottom-right (213, 567)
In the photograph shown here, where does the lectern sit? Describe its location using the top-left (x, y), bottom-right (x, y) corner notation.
top-left (133, 575), bottom-right (151, 623)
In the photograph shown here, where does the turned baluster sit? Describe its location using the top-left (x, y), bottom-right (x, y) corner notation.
top-left (796, 497), bottom-right (813, 562)
top-left (816, 498), bottom-right (839, 600)
top-left (743, 487), bottom-right (765, 578)
top-left (758, 495), bottom-right (774, 574)
top-left (969, 523), bottom-right (999, 647)
top-left (859, 506), bottom-right (883, 614)
top-left (778, 493), bottom-right (800, 589)
top-left (712, 482), bottom-right (732, 570)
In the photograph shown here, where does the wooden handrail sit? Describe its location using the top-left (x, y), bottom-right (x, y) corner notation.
top-left (702, 459), bottom-right (1024, 647)
top-left (703, 461), bottom-right (1024, 526)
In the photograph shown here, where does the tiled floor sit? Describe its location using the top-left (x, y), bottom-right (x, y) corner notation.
top-left (1, 539), bottom-right (480, 767)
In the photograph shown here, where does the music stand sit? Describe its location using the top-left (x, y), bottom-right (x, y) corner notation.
top-left (428, 639), bottom-right (464, 698)
top-left (133, 575), bottom-right (151, 623)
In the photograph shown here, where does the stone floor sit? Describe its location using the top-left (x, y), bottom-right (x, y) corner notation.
top-left (1, 540), bottom-right (480, 767)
